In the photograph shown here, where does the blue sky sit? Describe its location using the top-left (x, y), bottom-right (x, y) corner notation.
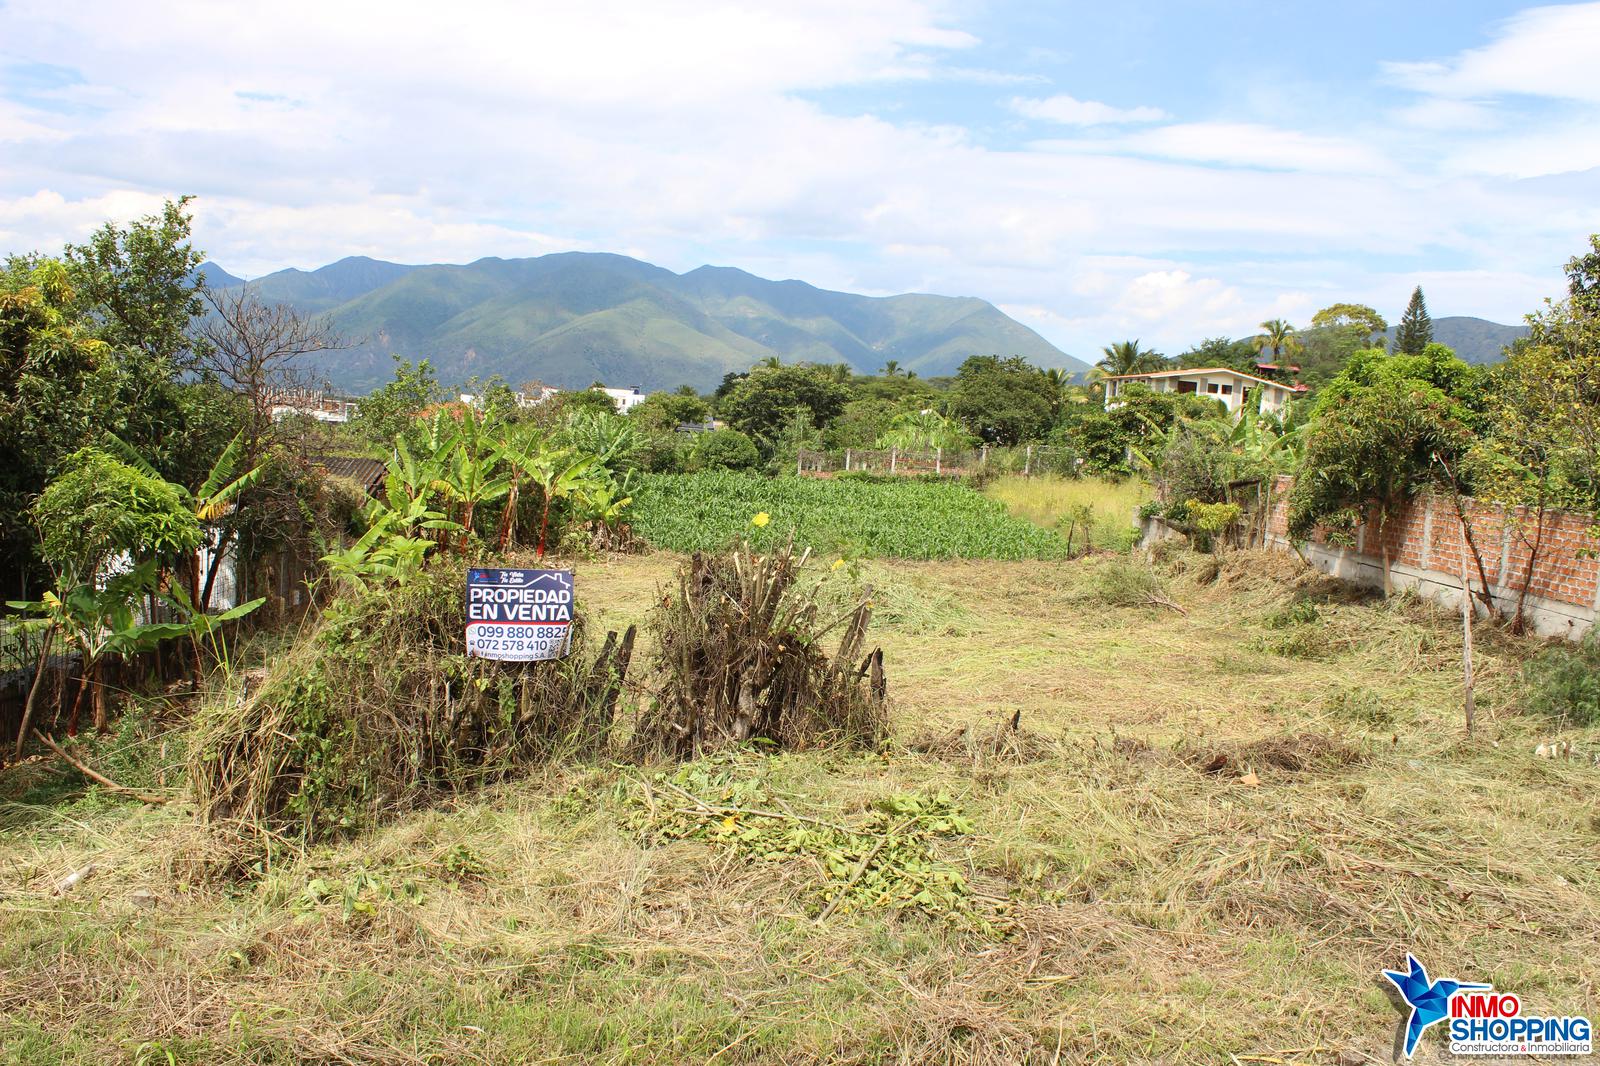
top-left (2, 0), bottom-right (1597, 362)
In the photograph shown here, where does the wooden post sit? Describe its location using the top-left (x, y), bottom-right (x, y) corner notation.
top-left (890, 448), bottom-right (898, 474)
top-left (1024, 445), bottom-right (1033, 476)
top-left (797, 449), bottom-right (804, 476)
top-left (935, 447), bottom-right (942, 476)
top-left (844, 449), bottom-right (851, 472)
top-left (980, 444), bottom-right (988, 468)
top-left (1458, 516), bottom-right (1476, 736)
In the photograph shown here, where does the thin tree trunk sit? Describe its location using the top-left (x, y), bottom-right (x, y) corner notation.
top-left (66, 665), bottom-right (90, 736)
top-left (1378, 512), bottom-right (1393, 596)
top-left (537, 496), bottom-right (552, 560)
top-left (1458, 518), bottom-right (1476, 736)
top-left (92, 658), bottom-right (109, 733)
top-left (199, 526), bottom-right (237, 615)
top-left (13, 630), bottom-right (55, 760)
top-left (1512, 492), bottom-right (1549, 635)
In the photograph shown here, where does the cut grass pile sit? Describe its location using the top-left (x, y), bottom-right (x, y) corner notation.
top-left (630, 470), bottom-right (1071, 560)
top-left (2, 548), bottom-right (1598, 1064)
top-left (984, 474), bottom-right (1151, 552)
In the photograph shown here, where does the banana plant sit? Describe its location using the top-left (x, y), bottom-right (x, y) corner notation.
top-left (105, 431), bottom-right (268, 610)
top-left (506, 437), bottom-right (604, 559)
top-left (161, 584), bottom-right (267, 674)
top-left (8, 563), bottom-right (191, 743)
top-left (440, 407), bottom-right (510, 548)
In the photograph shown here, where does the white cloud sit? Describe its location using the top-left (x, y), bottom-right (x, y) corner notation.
top-left (1384, 2), bottom-right (1600, 103)
top-left (1008, 94), bottom-right (1168, 125)
top-left (0, 0), bottom-right (1592, 361)
top-left (1034, 122), bottom-right (1388, 175)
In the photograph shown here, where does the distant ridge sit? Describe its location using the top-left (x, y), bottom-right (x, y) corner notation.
top-left (1380, 315), bottom-right (1527, 365)
top-left (200, 252), bottom-right (1088, 393)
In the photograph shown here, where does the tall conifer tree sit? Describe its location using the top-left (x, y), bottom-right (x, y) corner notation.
top-left (1395, 286), bottom-right (1433, 354)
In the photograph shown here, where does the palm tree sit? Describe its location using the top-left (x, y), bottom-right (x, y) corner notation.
top-left (881, 359), bottom-right (901, 378)
top-left (1095, 340), bottom-right (1161, 378)
top-left (1043, 367), bottom-right (1075, 416)
top-left (1253, 319), bottom-right (1303, 363)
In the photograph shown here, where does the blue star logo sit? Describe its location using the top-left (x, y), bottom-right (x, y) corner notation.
top-left (1382, 954), bottom-right (1491, 1057)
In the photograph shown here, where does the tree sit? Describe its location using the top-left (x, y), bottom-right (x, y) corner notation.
top-left (1177, 337), bottom-right (1258, 372)
top-left (1395, 286), bottom-right (1433, 355)
top-left (875, 410), bottom-right (975, 452)
top-left (822, 398), bottom-right (900, 450)
top-left (1467, 235), bottom-right (1600, 625)
top-left (881, 359), bottom-right (902, 377)
top-left (690, 429), bottom-right (760, 471)
top-left (197, 287), bottom-right (342, 449)
top-left (719, 364), bottom-right (850, 447)
top-left (64, 196), bottom-right (208, 373)
top-left (1287, 357), bottom-right (1474, 594)
top-left (630, 390), bottom-right (709, 433)
top-left (1310, 302), bottom-right (1387, 342)
top-left (1252, 319), bottom-right (1303, 363)
top-left (354, 356), bottom-right (442, 444)
top-left (2, 200), bottom-right (225, 594)
top-left (1095, 340), bottom-right (1163, 377)
top-left (946, 355), bottom-right (1055, 445)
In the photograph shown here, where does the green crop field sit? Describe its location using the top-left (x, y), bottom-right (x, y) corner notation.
top-left (629, 470), bottom-right (1071, 560)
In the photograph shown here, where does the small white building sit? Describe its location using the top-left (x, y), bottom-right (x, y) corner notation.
top-left (595, 384), bottom-right (646, 414)
top-left (267, 388), bottom-right (358, 423)
top-left (1102, 367), bottom-right (1300, 417)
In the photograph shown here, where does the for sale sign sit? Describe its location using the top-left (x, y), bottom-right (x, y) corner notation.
top-left (465, 568), bottom-right (574, 661)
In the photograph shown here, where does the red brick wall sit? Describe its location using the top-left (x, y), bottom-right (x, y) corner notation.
top-left (1265, 476), bottom-right (1600, 609)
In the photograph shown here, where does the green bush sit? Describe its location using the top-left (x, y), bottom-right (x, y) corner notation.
top-left (1522, 629), bottom-right (1600, 725)
top-left (690, 428), bottom-right (760, 471)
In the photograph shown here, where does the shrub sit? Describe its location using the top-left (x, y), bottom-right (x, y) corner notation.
top-left (631, 539), bottom-right (886, 757)
top-left (190, 562), bottom-right (637, 840)
top-left (1522, 629), bottom-right (1600, 725)
top-left (691, 428), bottom-right (760, 471)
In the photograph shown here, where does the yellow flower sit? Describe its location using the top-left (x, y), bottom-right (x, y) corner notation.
top-left (751, 512), bottom-right (770, 527)
top-left (831, 558), bottom-right (846, 571)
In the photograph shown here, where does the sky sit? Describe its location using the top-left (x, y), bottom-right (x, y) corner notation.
top-left (2, 0), bottom-right (1598, 362)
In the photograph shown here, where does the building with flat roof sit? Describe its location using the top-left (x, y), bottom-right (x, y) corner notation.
top-left (1102, 367), bottom-right (1302, 416)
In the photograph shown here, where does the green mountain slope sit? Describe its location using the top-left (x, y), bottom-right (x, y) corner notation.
top-left (1380, 315), bottom-right (1528, 365)
top-left (202, 252), bottom-right (1088, 393)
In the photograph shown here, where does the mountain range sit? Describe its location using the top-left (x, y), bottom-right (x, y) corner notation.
top-left (1378, 316), bottom-right (1527, 365)
top-left (199, 254), bottom-right (1087, 394)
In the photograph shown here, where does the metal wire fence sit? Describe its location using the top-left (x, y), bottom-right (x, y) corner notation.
top-left (795, 444), bottom-right (1083, 478)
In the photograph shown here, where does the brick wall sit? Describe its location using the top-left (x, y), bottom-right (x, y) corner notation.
top-left (1259, 475), bottom-right (1598, 637)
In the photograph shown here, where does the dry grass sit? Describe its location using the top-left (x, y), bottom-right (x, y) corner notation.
top-left (2, 547), bottom-right (1598, 1064)
top-left (984, 475), bottom-right (1151, 552)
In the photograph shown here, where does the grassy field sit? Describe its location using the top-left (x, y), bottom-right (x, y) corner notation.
top-left (2, 549), bottom-right (1598, 1064)
top-left (631, 470), bottom-right (1071, 560)
top-left (983, 475), bottom-right (1151, 552)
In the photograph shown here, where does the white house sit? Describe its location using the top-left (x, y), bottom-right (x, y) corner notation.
top-left (595, 384), bottom-right (646, 414)
top-left (267, 388), bottom-right (358, 423)
top-left (1102, 367), bottom-right (1301, 417)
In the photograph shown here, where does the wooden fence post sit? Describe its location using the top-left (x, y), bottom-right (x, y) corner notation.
top-left (980, 445), bottom-right (988, 467)
top-left (797, 450), bottom-right (804, 476)
top-left (844, 449), bottom-right (851, 472)
top-left (935, 447), bottom-right (942, 476)
top-left (1024, 445), bottom-right (1033, 476)
top-left (890, 448), bottom-right (898, 474)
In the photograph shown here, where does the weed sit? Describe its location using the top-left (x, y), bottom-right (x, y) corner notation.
top-left (1522, 628), bottom-right (1600, 725)
top-left (625, 753), bottom-right (996, 926)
